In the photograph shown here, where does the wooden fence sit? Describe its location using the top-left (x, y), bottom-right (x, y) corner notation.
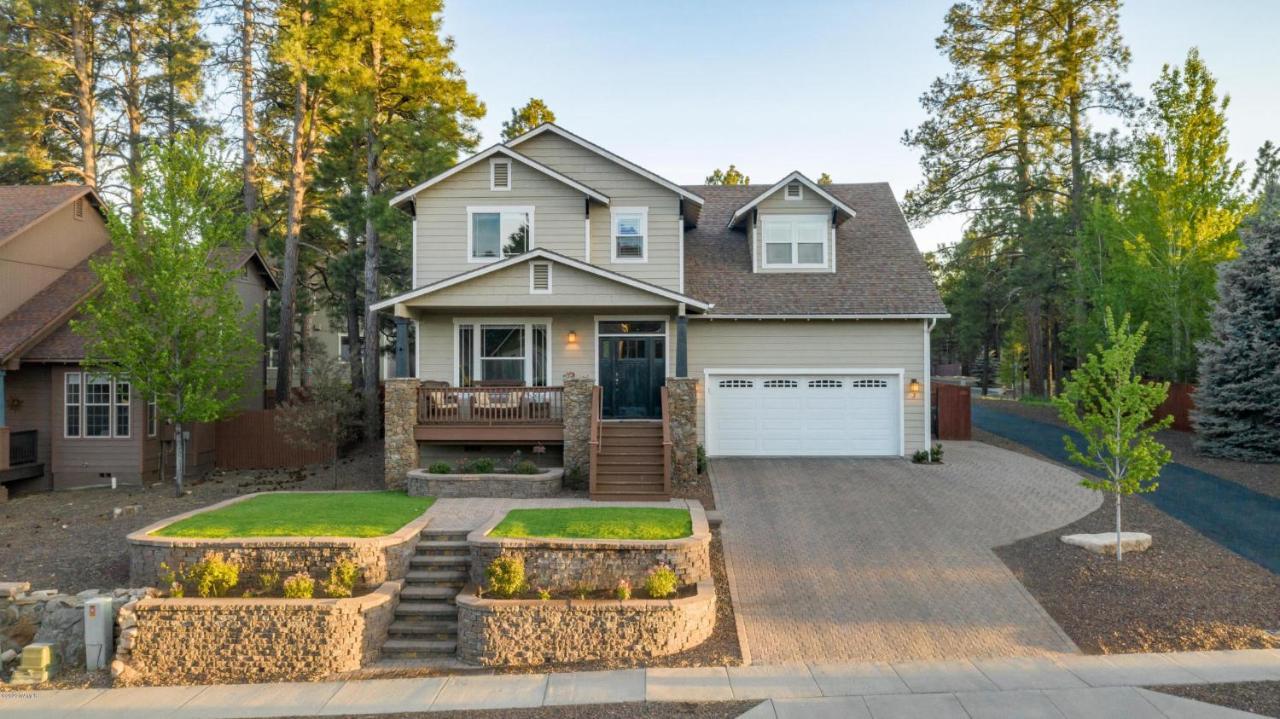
top-left (214, 408), bottom-right (333, 470)
top-left (1155, 382), bottom-right (1196, 432)
top-left (932, 382), bottom-right (972, 441)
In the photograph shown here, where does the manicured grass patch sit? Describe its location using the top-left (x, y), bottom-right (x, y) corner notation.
top-left (153, 492), bottom-right (435, 538)
top-left (489, 508), bottom-right (692, 541)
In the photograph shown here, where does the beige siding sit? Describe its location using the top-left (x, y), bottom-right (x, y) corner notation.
top-left (514, 132), bottom-right (683, 291)
top-left (752, 185), bottom-right (836, 273)
top-left (414, 159), bottom-right (591, 287)
top-left (405, 261), bottom-right (673, 309)
top-left (49, 366), bottom-right (145, 489)
top-left (0, 202), bottom-right (109, 317)
top-left (686, 320), bottom-right (928, 454)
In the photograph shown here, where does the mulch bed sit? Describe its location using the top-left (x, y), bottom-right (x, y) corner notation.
top-left (0, 446), bottom-right (387, 594)
top-left (301, 701), bottom-right (760, 719)
top-left (974, 397), bottom-right (1278, 498)
top-left (1154, 682), bottom-right (1280, 718)
top-left (982, 428), bottom-right (1280, 654)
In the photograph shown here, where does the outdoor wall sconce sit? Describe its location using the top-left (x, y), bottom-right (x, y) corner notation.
top-left (908, 378), bottom-right (922, 399)
top-left (567, 330), bottom-right (578, 344)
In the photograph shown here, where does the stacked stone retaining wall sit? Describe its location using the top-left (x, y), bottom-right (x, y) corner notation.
top-left (406, 468), bottom-right (562, 498)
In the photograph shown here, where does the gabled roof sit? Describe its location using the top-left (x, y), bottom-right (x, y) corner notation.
top-left (0, 185), bottom-right (105, 247)
top-left (727, 171), bottom-right (858, 228)
top-left (371, 248), bottom-right (712, 313)
top-left (389, 144), bottom-right (610, 210)
top-left (0, 246), bottom-right (107, 365)
top-left (684, 183), bottom-right (948, 317)
top-left (213, 244), bottom-right (280, 291)
top-left (505, 123), bottom-right (705, 207)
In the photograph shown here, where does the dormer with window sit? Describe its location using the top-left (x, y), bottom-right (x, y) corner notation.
top-left (727, 171), bottom-right (856, 273)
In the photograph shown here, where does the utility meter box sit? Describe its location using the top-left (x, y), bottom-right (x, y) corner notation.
top-left (84, 596), bottom-right (114, 671)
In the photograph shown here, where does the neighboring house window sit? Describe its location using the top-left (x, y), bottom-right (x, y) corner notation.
top-left (147, 398), bottom-right (158, 437)
top-left (266, 332), bottom-right (279, 370)
top-left (65, 373), bottom-right (81, 437)
top-left (455, 320), bottom-right (550, 386)
top-left (85, 374), bottom-right (112, 437)
top-left (115, 380), bottom-right (131, 438)
top-left (611, 207), bottom-right (648, 262)
top-left (490, 159), bottom-right (511, 190)
top-left (468, 207), bottom-right (532, 262)
top-left (761, 214), bottom-right (828, 268)
top-left (339, 333), bottom-right (352, 363)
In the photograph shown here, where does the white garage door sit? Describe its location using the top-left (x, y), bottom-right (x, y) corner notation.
top-left (706, 373), bottom-right (901, 457)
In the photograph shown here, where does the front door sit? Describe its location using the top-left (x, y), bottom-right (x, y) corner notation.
top-left (599, 336), bottom-right (665, 419)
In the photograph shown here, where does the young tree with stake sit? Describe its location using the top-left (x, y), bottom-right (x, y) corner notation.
top-left (1051, 309), bottom-right (1172, 560)
top-left (75, 133), bottom-right (258, 496)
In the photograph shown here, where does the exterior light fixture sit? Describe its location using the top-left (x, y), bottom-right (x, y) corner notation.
top-left (908, 378), bottom-right (922, 399)
top-left (567, 330), bottom-right (578, 343)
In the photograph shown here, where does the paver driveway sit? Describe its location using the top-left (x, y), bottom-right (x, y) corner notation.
top-left (711, 442), bottom-right (1101, 664)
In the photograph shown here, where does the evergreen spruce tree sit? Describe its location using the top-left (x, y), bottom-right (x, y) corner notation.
top-left (1193, 188), bottom-right (1280, 462)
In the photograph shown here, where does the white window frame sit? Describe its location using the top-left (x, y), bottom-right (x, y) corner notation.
top-left (65, 371), bottom-right (131, 439)
top-left (452, 318), bottom-right (553, 387)
top-left (610, 207), bottom-right (649, 263)
top-left (466, 206), bottom-right (535, 264)
top-left (83, 373), bottom-right (113, 438)
top-left (114, 379), bottom-right (131, 439)
top-left (338, 332), bottom-right (352, 364)
top-left (529, 261), bottom-right (553, 294)
top-left (760, 214), bottom-right (829, 269)
top-left (489, 158), bottom-right (512, 191)
top-left (147, 396), bottom-right (158, 438)
top-left (64, 372), bottom-right (81, 438)
top-left (784, 181), bottom-right (803, 201)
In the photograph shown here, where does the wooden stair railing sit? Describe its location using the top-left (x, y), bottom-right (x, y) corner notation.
top-left (588, 385), bottom-right (602, 496)
top-left (660, 386), bottom-right (673, 497)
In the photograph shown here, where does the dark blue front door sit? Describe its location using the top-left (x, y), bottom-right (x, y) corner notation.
top-left (599, 336), bottom-right (664, 419)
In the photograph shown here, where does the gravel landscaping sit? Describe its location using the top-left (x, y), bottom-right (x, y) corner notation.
top-left (982, 427), bottom-right (1280, 654)
top-left (1154, 682), bottom-right (1280, 718)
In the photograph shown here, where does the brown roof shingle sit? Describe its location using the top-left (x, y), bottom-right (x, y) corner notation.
top-left (0, 247), bottom-right (106, 363)
top-left (683, 183), bottom-right (947, 316)
top-left (0, 185), bottom-right (97, 246)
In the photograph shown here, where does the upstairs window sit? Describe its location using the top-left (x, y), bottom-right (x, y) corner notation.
top-left (611, 207), bottom-right (648, 262)
top-left (761, 214), bottom-right (828, 268)
top-left (490, 159), bottom-right (511, 190)
top-left (469, 207), bottom-right (532, 262)
top-left (785, 181), bottom-right (803, 201)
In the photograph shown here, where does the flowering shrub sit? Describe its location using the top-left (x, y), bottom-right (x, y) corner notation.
top-left (644, 564), bottom-right (678, 599)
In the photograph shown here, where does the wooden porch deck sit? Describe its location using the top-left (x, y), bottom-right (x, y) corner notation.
top-left (414, 386), bottom-right (565, 443)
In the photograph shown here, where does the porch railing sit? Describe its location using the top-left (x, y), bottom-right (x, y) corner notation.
top-left (588, 385), bottom-right (602, 495)
top-left (9, 429), bottom-right (37, 467)
top-left (417, 385), bottom-right (565, 425)
top-left (660, 387), bottom-right (673, 497)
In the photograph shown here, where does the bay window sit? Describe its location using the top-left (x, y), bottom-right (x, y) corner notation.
top-left (65, 371), bottom-right (130, 438)
top-left (454, 320), bottom-right (550, 386)
top-left (468, 206), bottom-right (533, 262)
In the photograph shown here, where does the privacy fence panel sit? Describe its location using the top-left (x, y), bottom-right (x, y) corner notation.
top-left (214, 409), bottom-right (333, 470)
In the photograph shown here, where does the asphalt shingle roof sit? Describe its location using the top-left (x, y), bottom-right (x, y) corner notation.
top-left (0, 185), bottom-right (96, 245)
top-left (0, 247), bottom-right (106, 363)
top-left (683, 183), bottom-right (947, 316)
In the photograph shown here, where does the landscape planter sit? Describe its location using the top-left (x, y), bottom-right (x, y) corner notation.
top-left (467, 500), bottom-right (712, 591)
top-left (406, 467), bottom-right (563, 498)
top-left (127, 492), bottom-right (432, 588)
top-left (117, 581), bottom-right (401, 685)
top-left (456, 580), bottom-right (715, 666)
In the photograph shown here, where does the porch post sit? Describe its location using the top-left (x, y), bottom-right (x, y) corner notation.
top-left (0, 369), bottom-right (8, 472)
top-left (383, 378), bottom-right (419, 490)
top-left (675, 305), bottom-right (688, 378)
top-left (0, 368), bottom-right (6, 426)
top-left (394, 317), bottom-right (410, 378)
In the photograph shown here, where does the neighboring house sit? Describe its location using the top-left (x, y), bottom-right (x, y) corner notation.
top-left (374, 124), bottom-right (947, 497)
top-left (266, 308), bottom-right (406, 393)
top-left (0, 185), bottom-right (277, 492)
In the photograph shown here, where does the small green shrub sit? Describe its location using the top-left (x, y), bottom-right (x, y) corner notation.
top-left (323, 559), bottom-right (360, 598)
top-left (911, 449), bottom-right (931, 464)
top-left (930, 443), bottom-right (944, 463)
top-left (464, 457), bottom-right (496, 474)
top-left (282, 572), bottom-right (315, 599)
top-left (696, 444), bottom-right (708, 474)
top-left (537, 587), bottom-right (551, 601)
top-left (159, 562), bottom-right (184, 598)
top-left (571, 582), bottom-right (592, 600)
top-left (427, 461), bottom-right (453, 474)
top-left (256, 571), bottom-right (281, 595)
top-left (485, 555), bottom-right (527, 598)
top-left (187, 554), bottom-right (240, 598)
top-left (512, 460), bottom-right (540, 475)
top-left (615, 578), bottom-right (632, 601)
top-left (563, 464), bottom-right (587, 491)
top-left (644, 564), bottom-right (678, 599)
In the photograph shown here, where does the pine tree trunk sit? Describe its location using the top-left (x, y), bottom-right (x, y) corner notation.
top-left (123, 11), bottom-right (143, 229)
top-left (275, 72), bottom-right (309, 401)
top-left (362, 123), bottom-right (382, 440)
top-left (345, 223), bottom-right (365, 397)
top-left (71, 7), bottom-right (96, 186)
top-left (240, 0), bottom-right (259, 248)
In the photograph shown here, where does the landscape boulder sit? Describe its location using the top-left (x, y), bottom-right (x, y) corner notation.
top-left (1060, 532), bottom-right (1152, 555)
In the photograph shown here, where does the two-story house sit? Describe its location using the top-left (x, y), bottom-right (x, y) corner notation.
top-left (0, 185), bottom-right (277, 494)
top-left (374, 124), bottom-right (947, 498)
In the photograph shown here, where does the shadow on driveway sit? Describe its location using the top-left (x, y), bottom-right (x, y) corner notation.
top-left (973, 402), bottom-right (1280, 574)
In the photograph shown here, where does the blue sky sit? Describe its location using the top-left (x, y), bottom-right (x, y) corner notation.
top-left (442, 0), bottom-right (1277, 252)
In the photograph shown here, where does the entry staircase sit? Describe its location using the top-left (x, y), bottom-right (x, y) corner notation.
top-left (589, 386), bottom-right (673, 501)
top-left (380, 528), bottom-right (467, 660)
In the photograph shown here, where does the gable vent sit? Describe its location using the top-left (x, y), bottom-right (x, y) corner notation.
top-left (785, 181), bottom-right (803, 200)
top-left (491, 160), bottom-right (511, 190)
top-left (529, 262), bottom-right (552, 293)
top-left (73, 198), bottom-right (85, 220)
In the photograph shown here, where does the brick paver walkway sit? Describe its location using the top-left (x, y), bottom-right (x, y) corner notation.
top-left (711, 442), bottom-right (1101, 664)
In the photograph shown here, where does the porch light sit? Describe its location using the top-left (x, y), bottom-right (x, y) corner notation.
top-left (908, 378), bottom-right (922, 399)
top-left (567, 330), bottom-right (578, 344)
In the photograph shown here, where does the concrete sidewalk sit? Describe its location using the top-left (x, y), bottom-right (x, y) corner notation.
top-left (3, 649), bottom-right (1277, 718)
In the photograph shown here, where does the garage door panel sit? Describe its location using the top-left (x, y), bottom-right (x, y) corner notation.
top-left (708, 373), bottom-right (899, 457)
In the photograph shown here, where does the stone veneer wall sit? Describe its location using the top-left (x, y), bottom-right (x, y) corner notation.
top-left (456, 580), bottom-right (715, 666)
top-left (406, 468), bottom-right (563, 498)
top-left (128, 493), bottom-right (431, 588)
top-left (117, 581), bottom-right (400, 685)
top-left (665, 377), bottom-right (698, 484)
top-left (468, 501), bottom-right (711, 592)
top-left (384, 378), bottom-right (420, 490)
top-left (561, 377), bottom-right (594, 484)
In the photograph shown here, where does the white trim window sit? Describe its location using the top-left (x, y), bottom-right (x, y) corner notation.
top-left (610, 207), bottom-right (648, 262)
top-left (490, 158), bottom-right (512, 191)
top-left (338, 332), bottom-right (352, 363)
top-left (454, 319), bottom-right (551, 386)
top-left (65, 371), bottom-right (132, 438)
top-left (84, 374), bottom-right (112, 437)
top-left (64, 372), bottom-right (81, 437)
top-left (761, 214), bottom-right (828, 268)
top-left (114, 379), bottom-right (132, 438)
top-left (468, 206), bottom-right (533, 263)
top-left (147, 397), bottom-right (158, 438)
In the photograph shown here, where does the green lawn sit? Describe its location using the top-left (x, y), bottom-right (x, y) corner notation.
top-left (489, 507), bottom-right (692, 541)
top-left (153, 492), bottom-right (435, 538)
